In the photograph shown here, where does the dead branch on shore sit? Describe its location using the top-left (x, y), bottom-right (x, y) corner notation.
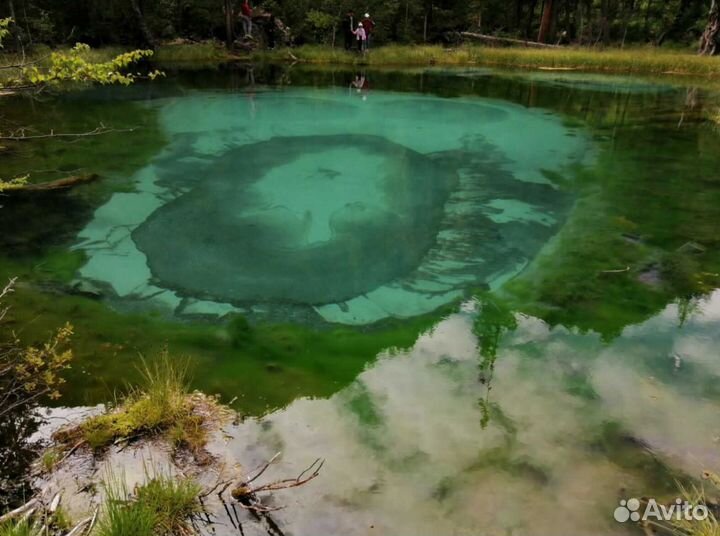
top-left (460, 32), bottom-right (562, 48)
top-left (0, 124), bottom-right (138, 141)
top-left (0, 498), bottom-right (39, 524)
top-left (208, 453), bottom-right (323, 535)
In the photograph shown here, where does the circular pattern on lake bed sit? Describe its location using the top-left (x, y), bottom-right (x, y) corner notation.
top-left (132, 135), bottom-right (458, 305)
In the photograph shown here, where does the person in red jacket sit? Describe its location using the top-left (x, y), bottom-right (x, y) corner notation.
top-left (362, 13), bottom-right (375, 49)
top-left (240, 0), bottom-right (253, 38)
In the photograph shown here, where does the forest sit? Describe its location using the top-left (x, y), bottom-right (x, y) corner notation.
top-left (0, 0), bottom-right (718, 52)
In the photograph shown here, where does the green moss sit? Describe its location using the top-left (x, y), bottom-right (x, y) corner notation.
top-left (502, 109), bottom-right (720, 338)
top-left (34, 250), bottom-right (87, 283)
top-left (0, 260), bottom-right (451, 414)
top-left (227, 314), bottom-right (253, 348)
top-left (77, 355), bottom-right (192, 450)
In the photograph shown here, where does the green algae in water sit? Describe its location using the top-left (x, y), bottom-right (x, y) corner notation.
top-left (134, 135), bottom-right (456, 304)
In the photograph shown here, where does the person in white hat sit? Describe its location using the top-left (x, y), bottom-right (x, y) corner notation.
top-left (362, 12), bottom-right (375, 49)
top-left (352, 22), bottom-right (367, 53)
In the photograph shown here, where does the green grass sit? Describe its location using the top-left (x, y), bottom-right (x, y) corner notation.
top-left (254, 44), bottom-right (720, 77)
top-left (97, 471), bottom-right (200, 536)
top-left (134, 476), bottom-right (201, 535)
top-left (51, 352), bottom-right (216, 456)
top-left (40, 447), bottom-right (62, 472)
top-left (97, 475), bottom-right (156, 536)
top-left (154, 42), bottom-right (227, 63)
top-left (0, 521), bottom-right (37, 536)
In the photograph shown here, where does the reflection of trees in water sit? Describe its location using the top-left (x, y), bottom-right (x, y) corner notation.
top-left (0, 393), bottom-right (41, 510)
top-left (473, 295), bottom-right (517, 429)
top-left (0, 282), bottom-right (73, 510)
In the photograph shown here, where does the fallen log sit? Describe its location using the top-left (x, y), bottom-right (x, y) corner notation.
top-left (6, 173), bottom-right (99, 192)
top-left (460, 32), bottom-right (562, 48)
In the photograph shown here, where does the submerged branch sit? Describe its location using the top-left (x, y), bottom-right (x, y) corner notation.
top-left (0, 125), bottom-right (138, 141)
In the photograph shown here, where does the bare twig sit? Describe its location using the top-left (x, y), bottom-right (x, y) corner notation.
top-left (0, 498), bottom-right (39, 524)
top-left (245, 451), bottom-right (281, 485)
top-left (251, 458), bottom-right (324, 493)
top-left (54, 440), bottom-right (85, 468)
top-left (64, 515), bottom-right (93, 536)
top-left (0, 54), bottom-right (51, 71)
top-left (0, 277), bottom-right (16, 322)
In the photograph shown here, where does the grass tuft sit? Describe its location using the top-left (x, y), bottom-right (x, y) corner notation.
top-left (96, 473), bottom-right (156, 536)
top-left (52, 351), bottom-right (214, 458)
top-left (0, 521), bottom-right (37, 536)
top-left (79, 353), bottom-right (190, 449)
top-left (135, 475), bottom-right (201, 535)
top-left (97, 470), bottom-right (200, 536)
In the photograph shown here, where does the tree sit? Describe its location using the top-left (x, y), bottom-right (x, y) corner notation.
top-left (699, 0), bottom-right (719, 54)
top-left (0, 18), bottom-right (162, 189)
top-left (224, 0), bottom-right (233, 47)
top-left (537, 0), bottom-right (554, 42)
top-left (130, 0), bottom-right (157, 48)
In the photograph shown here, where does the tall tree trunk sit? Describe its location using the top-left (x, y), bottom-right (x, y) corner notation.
top-left (537, 0), bottom-right (554, 42)
top-left (643, 0), bottom-right (654, 40)
top-left (130, 0), bottom-right (156, 48)
top-left (599, 0), bottom-right (610, 44)
top-left (699, 0), bottom-right (720, 55)
top-left (526, 0), bottom-right (539, 37)
top-left (225, 0), bottom-right (234, 48)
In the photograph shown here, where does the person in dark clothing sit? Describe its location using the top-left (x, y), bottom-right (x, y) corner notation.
top-left (240, 0), bottom-right (253, 38)
top-left (343, 11), bottom-right (355, 50)
top-left (267, 11), bottom-right (277, 48)
top-left (362, 13), bottom-right (375, 49)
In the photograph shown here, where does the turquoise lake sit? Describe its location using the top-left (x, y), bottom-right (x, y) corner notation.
top-left (2, 64), bottom-right (720, 534)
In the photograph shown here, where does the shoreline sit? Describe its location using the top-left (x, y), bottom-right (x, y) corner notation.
top-left (247, 44), bottom-right (720, 79)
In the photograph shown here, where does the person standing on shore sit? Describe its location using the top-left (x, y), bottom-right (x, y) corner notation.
top-left (353, 22), bottom-right (367, 53)
top-left (240, 0), bottom-right (253, 38)
top-left (362, 13), bottom-right (375, 49)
